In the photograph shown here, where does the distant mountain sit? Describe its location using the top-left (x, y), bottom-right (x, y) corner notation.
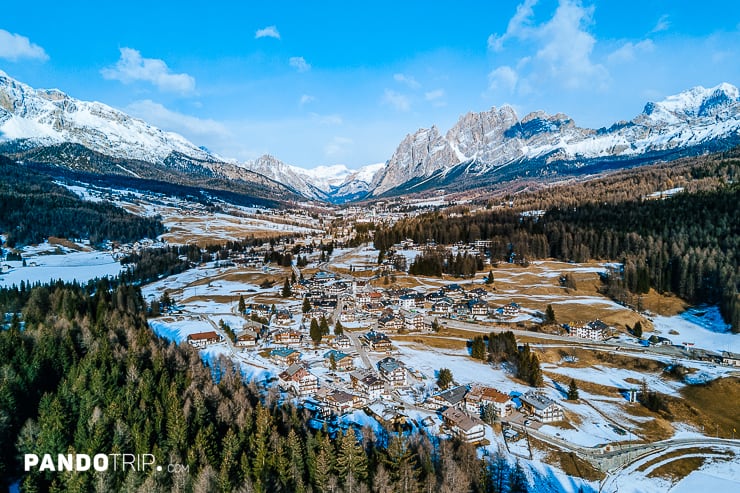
top-left (240, 155), bottom-right (384, 203)
top-left (370, 83), bottom-right (740, 196)
top-left (0, 70), bottom-right (299, 204)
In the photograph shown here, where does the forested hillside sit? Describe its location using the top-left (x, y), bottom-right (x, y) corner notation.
top-left (0, 155), bottom-right (164, 246)
top-left (0, 280), bottom-right (537, 492)
top-left (375, 159), bottom-right (739, 332)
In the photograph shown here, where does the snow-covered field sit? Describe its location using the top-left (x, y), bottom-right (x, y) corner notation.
top-left (652, 306), bottom-right (738, 352)
top-left (0, 250), bottom-right (122, 287)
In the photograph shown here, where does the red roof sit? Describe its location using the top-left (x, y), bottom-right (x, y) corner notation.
top-left (188, 331), bottom-right (219, 341)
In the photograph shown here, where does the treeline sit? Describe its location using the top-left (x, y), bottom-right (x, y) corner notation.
top-left (120, 245), bottom-right (201, 285)
top-left (0, 281), bottom-right (546, 492)
top-left (0, 155), bottom-right (164, 247)
top-left (375, 183), bottom-right (739, 331)
top-left (480, 148), bottom-right (740, 212)
top-left (409, 249), bottom-right (484, 277)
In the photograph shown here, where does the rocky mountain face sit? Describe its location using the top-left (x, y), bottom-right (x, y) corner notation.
top-left (0, 70), bottom-right (299, 203)
top-left (2, 69), bottom-right (738, 203)
top-left (370, 83), bottom-right (740, 196)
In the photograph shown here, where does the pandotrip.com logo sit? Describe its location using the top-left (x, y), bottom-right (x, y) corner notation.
top-left (24, 454), bottom-right (190, 474)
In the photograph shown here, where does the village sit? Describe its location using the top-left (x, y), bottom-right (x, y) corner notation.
top-left (141, 231), bottom-right (740, 471)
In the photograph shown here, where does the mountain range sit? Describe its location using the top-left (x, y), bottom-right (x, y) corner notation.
top-left (1, 69), bottom-right (739, 204)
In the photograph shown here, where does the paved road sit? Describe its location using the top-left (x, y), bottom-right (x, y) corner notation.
top-left (347, 330), bottom-right (374, 370)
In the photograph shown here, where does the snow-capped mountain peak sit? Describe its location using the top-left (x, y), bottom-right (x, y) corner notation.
top-left (371, 83), bottom-right (740, 196)
top-left (0, 71), bottom-right (214, 164)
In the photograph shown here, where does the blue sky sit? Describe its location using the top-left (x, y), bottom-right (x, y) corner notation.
top-left (1, 0), bottom-right (739, 169)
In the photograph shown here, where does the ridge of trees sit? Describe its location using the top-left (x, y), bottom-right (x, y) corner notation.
top-left (0, 155), bottom-right (164, 247)
top-left (0, 279), bottom-right (542, 492)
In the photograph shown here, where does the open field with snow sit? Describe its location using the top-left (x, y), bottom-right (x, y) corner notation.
top-left (0, 249), bottom-right (122, 287)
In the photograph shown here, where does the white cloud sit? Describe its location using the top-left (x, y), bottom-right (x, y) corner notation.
top-left (425, 89), bottom-right (446, 107)
top-left (424, 89), bottom-right (445, 101)
top-left (607, 39), bottom-right (654, 64)
top-left (255, 25), bottom-right (281, 39)
top-left (650, 15), bottom-right (670, 34)
top-left (101, 48), bottom-right (195, 94)
top-left (393, 73), bottom-right (421, 89)
top-left (382, 89), bottom-right (410, 112)
top-left (0, 29), bottom-right (48, 61)
top-left (310, 113), bottom-right (343, 125)
top-left (126, 100), bottom-right (230, 139)
top-left (325, 136), bottom-right (353, 158)
top-left (289, 56), bottom-right (311, 72)
top-left (487, 0), bottom-right (538, 51)
top-left (300, 94), bottom-right (316, 105)
top-left (488, 0), bottom-right (608, 92)
top-left (535, 1), bottom-right (608, 90)
top-left (488, 66), bottom-right (519, 92)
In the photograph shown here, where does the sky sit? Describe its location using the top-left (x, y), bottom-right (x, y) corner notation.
top-left (1, 0), bottom-right (739, 170)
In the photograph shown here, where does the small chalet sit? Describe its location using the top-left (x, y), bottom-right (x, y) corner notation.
top-left (468, 287), bottom-right (489, 299)
top-left (332, 333), bottom-right (352, 349)
top-left (273, 310), bottom-right (293, 326)
top-left (310, 271), bottom-right (336, 285)
top-left (350, 370), bottom-right (384, 401)
top-left (247, 303), bottom-right (271, 318)
top-left (569, 320), bottom-right (610, 341)
top-left (399, 294), bottom-right (417, 310)
top-left (499, 302), bottom-right (521, 317)
top-left (363, 302), bottom-right (385, 315)
top-left (465, 386), bottom-right (512, 418)
top-left (722, 351), bottom-right (740, 367)
top-left (270, 347), bottom-right (301, 366)
top-left (378, 312), bottom-right (404, 333)
top-left (365, 331), bottom-right (392, 352)
top-left (319, 389), bottom-right (359, 416)
top-left (186, 331), bottom-right (222, 349)
top-left (377, 357), bottom-right (406, 387)
top-left (520, 392), bottom-right (564, 423)
top-left (273, 329), bottom-right (302, 346)
top-left (400, 310), bottom-right (424, 332)
top-left (468, 299), bottom-right (489, 317)
top-left (355, 292), bottom-right (371, 305)
top-left (428, 385), bottom-right (468, 411)
top-left (324, 349), bottom-right (354, 371)
top-left (236, 329), bottom-right (259, 348)
top-left (443, 284), bottom-right (465, 299)
top-left (441, 407), bottom-right (486, 443)
top-left (278, 364), bottom-right (318, 397)
top-left (431, 299), bottom-right (453, 315)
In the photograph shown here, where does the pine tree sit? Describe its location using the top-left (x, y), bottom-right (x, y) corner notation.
top-left (471, 336), bottom-right (486, 360)
top-left (320, 316), bottom-right (330, 336)
top-left (437, 368), bottom-right (453, 389)
top-left (334, 320), bottom-right (344, 336)
top-left (282, 278), bottom-right (292, 298)
top-left (545, 304), bottom-right (556, 324)
top-left (633, 321), bottom-right (643, 338)
top-left (310, 318), bottom-right (322, 345)
top-left (567, 378), bottom-right (579, 400)
top-left (302, 297), bottom-right (312, 313)
top-left (336, 430), bottom-right (368, 493)
top-left (486, 270), bottom-right (494, 285)
top-left (238, 294), bottom-right (246, 314)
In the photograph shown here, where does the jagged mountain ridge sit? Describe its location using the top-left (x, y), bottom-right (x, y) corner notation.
top-left (2, 69), bottom-right (739, 203)
top-left (0, 70), bottom-right (302, 203)
top-left (0, 70), bottom-right (380, 204)
top-left (235, 155), bottom-right (384, 203)
top-left (371, 83), bottom-right (740, 196)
